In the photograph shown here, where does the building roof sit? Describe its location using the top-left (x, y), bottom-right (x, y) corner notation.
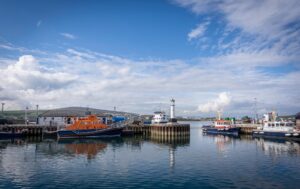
top-left (39, 107), bottom-right (138, 118)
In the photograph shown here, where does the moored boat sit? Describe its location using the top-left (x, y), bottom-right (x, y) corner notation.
top-left (202, 112), bottom-right (240, 135)
top-left (151, 111), bottom-right (168, 124)
top-left (202, 119), bottom-right (241, 135)
top-left (57, 114), bottom-right (123, 139)
top-left (252, 112), bottom-right (300, 140)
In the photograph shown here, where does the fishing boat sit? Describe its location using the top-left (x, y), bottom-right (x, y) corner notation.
top-left (57, 114), bottom-right (123, 139)
top-left (252, 112), bottom-right (299, 139)
top-left (202, 119), bottom-right (241, 135)
top-left (202, 112), bottom-right (240, 135)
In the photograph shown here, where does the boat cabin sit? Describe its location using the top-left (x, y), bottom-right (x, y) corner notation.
top-left (263, 113), bottom-right (295, 132)
top-left (214, 120), bottom-right (234, 128)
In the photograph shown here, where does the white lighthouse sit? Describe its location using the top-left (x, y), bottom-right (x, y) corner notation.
top-left (170, 98), bottom-right (177, 122)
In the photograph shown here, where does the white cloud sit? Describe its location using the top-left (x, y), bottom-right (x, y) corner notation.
top-left (174, 0), bottom-right (300, 56)
top-left (188, 22), bottom-right (209, 41)
top-left (0, 55), bottom-right (77, 91)
top-left (0, 46), bottom-right (299, 116)
top-left (197, 92), bottom-right (231, 113)
top-left (60, 32), bottom-right (77, 40)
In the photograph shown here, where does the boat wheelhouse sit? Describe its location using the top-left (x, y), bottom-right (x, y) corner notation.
top-left (214, 119), bottom-right (235, 129)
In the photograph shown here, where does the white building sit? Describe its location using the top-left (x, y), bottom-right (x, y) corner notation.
top-left (38, 107), bottom-right (113, 127)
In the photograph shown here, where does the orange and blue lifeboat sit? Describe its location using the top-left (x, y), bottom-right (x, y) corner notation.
top-left (57, 115), bottom-right (123, 139)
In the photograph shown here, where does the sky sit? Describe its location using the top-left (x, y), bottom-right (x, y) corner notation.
top-left (0, 0), bottom-right (299, 117)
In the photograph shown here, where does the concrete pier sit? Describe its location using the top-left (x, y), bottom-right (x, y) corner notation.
top-left (124, 125), bottom-right (151, 135)
top-left (151, 123), bottom-right (190, 138)
top-left (0, 125), bottom-right (57, 136)
top-left (125, 123), bottom-right (190, 137)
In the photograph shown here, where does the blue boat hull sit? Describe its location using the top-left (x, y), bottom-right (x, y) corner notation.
top-left (202, 126), bottom-right (240, 135)
top-left (57, 127), bottom-right (123, 139)
top-left (252, 131), bottom-right (300, 140)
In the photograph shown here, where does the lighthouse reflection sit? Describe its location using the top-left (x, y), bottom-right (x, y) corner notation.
top-left (149, 134), bottom-right (190, 168)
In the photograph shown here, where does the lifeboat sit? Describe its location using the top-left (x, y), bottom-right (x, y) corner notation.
top-left (57, 115), bottom-right (123, 139)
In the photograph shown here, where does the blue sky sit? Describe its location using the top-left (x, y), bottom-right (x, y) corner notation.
top-left (0, 0), bottom-right (299, 117)
top-left (0, 0), bottom-right (202, 59)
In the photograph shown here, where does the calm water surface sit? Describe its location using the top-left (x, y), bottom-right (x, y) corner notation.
top-left (0, 121), bottom-right (300, 189)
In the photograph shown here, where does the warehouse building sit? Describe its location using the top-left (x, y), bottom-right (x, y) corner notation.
top-left (38, 107), bottom-right (118, 126)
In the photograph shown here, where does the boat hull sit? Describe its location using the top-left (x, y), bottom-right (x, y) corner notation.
top-left (57, 127), bottom-right (123, 139)
top-left (253, 130), bottom-right (300, 140)
top-left (202, 126), bottom-right (240, 135)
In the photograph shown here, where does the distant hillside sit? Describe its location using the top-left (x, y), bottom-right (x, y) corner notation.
top-left (0, 110), bottom-right (47, 121)
top-left (0, 107), bottom-right (139, 121)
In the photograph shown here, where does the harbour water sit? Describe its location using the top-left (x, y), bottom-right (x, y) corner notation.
top-left (1, 121), bottom-right (300, 189)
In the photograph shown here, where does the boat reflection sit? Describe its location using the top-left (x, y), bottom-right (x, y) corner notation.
top-left (203, 132), bottom-right (239, 153)
top-left (58, 139), bottom-right (107, 159)
top-left (254, 138), bottom-right (300, 157)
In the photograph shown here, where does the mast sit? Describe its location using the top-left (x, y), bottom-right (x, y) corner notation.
top-left (217, 110), bottom-right (222, 120)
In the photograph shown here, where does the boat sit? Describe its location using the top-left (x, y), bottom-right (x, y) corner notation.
top-left (151, 111), bottom-right (168, 124)
top-left (252, 112), bottom-right (300, 139)
top-left (57, 114), bottom-right (123, 139)
top-left (202, 119), bottom-right (241, 135)
top-left (202, 112), bottom-right (240, 135)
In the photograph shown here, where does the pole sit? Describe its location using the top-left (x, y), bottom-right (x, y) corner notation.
top-left (254, 98), bottom-right (258, 124)
top-left (1, 102), bottom-right (4, 113)
top-left (25, 106), bottom-right (28, 125)
top-left (36, 104), bottom-right (39, 124)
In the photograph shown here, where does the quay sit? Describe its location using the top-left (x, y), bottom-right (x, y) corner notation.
top-left (125, 123), bottom-right (190, 137)
top-left (0, 124), bottom-right (57, 136)
top-left (236, 124), bottom-right (260, 134)
top-left (151, 123), bottom-right (190, 137)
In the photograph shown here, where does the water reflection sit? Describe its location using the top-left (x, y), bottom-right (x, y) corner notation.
top-left (202, 132), bottom-right (300, 158)
top-left (1, 128), bottom-right (300, 189)
top-left (149, 135), bottom-right (190, 168)
top-left (202, 133), bottom-right (239, 153)
top-left (254, 138), bottom-right (300, 157)
top-left (59, 139), bottom-right (107, 159)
